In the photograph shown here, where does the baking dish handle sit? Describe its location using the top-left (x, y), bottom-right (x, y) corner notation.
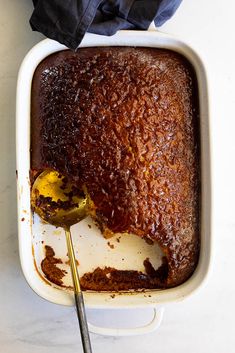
top-left (88, 307), bottom-right (164, 336)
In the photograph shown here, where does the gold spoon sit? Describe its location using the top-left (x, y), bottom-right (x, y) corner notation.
top-left (31, 170), bottom-right (92, 353)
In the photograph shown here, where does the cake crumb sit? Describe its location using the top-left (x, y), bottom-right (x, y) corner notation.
top-left (107, 241), bottom-right (114, 249)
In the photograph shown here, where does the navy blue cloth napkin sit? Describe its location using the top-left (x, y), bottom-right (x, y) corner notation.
top-left (30, 0), bottom-right (182, 50)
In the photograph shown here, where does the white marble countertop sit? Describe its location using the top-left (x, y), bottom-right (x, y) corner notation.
top-left (1, 0), bottom-right (235, 352)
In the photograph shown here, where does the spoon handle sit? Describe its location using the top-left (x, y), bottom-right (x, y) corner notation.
top-left (65, 228), bottom-right (92, 353)
top-left (75, 292), bottom-right (92, 353)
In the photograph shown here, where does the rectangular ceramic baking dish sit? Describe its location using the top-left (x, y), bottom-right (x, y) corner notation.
top-left (16, 30), bottom-right (211, 335)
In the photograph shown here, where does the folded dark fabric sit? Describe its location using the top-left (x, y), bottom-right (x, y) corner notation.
top-left (30, 0), bottom-right (182, 50)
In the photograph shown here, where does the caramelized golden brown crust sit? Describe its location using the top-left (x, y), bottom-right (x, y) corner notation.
top-left (31, 47), bottom-right (200, 288)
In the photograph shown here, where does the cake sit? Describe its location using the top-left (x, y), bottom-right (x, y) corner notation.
top-left (31, 47), bottom-right (200, 289)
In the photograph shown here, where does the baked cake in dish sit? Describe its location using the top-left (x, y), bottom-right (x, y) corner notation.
top-left (31, 47), bottom-right (200, 290)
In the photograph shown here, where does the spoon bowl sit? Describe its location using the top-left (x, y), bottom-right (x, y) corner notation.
top-left (31, 169), bottom-right (87, 227)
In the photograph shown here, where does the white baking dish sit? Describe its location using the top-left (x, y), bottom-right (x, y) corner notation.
top-left (16, 30), bottom-right (211, 335)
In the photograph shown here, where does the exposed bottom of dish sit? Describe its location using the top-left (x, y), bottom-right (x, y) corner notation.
top-left (40, 243), bottom-right (168, 291)
top-left (32, 214), bottom-right (170, 291)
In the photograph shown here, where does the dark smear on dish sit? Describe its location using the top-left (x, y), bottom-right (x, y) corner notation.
top-left (41, 245), bottom-right (67, 286)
